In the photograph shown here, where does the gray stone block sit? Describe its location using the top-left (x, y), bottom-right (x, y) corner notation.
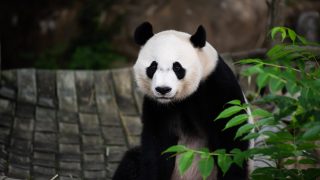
top-left (36, 107), bottom-right (56, 122)
top-left (83, 170), bottom-right (106, 179)
top-left (33, 152), bottom-right (55, 167)
top-left (33, 165), bottom-right (56, 176)
top-left (81, 135), bottom-right (103, 146)
top-left (15, 103), bottom-right (35, 119)
top-left (59, 162), bottom-right (81, 171)
top-left (59, 144), bottom-right (81, 155)
top-left (13, 117), bottom-right (34, 133)
top-left (56, 71), bottom-right (78, 112)
top-left (58, 169), bottom-right (81, 178)
top-left (111, 69), bottom-right (138, 116)
top-left (0, 127), bottom-right (10, 144)
top-left (11, 130), bottom-right (32, 141)
top-left (8, 153), bottom-right (30, 166)
top-left (101, 127), bottom-right (126, 146)
top-left (0, 99), bottom-right (15, 115)
top-left (35, 121), bottom-right (57, 133)
top-left (1, 70), bottom-right (17, 87)
top-left (57, 111), bottom-right (78, 123)
top-left (83, 154), bottom-right (104, 163)
top-left (75, 71), bottom-right (97, 113)
top-left (17, 69), bottom-right (37, 104)
top-left (121, 116), bottom-right (142, 136)
top-left (59, 122), bottom-right (79, 135)
top-left (0, 114), bottom-right (13, 127)
top-left (128, 135), bottom-right (140, 148)
top-left (34, 132), bottom-right (57, 144)
top-left (0, 86), bottom-right (16, 100)
top-left (79, 114), bottom-right (99, 135)
top-left (106, 163), bottom-right (119, 178)
top-left (33, 142), bottom-right (57, 153)
top-left (36, 70), bottom-right (57, 108)
top-left (106, 146), bottom-right (127, 163)
top-left (58, 154), bottom-right (81, 163)
top-left (59, 134), bottom-right (80, 144)
top-left (83, 162), bottom-right (105, 171)
top-left (7, 164), bottom-right (30, 179)
top-left (99, 113), bottom-right (120, 127)
top-left (33, 159), bottom-right (56, 168)
top-left (33, 152), bottom-right (55, 161)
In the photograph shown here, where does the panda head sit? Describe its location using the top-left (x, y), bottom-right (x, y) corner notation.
top-left (133, 22), bottom-right (218, 103)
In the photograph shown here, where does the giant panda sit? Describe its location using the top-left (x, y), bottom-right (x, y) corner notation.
top-left (113, 22), bottom-right (249, 180)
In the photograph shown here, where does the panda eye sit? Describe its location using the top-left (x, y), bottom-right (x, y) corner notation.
top-left (146, 61), bottom-right (158, 79)
top-left (173, 62), bottom-right (182, 72)
top-left (172, 62), bottom-right (186, 80)
top-left (173, 64), bottom-right (181, 71)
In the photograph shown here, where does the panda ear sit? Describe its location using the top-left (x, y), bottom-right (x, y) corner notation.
top-left (190, 25), bottom-right (206, 48)
top-left (134, 22), bottom-right (154, 46)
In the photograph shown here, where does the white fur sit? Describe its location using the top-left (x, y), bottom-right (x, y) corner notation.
top-left (133, 30), bottom-right (219, 103)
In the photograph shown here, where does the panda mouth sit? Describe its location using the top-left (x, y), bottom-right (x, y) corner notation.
top-left (156, 97), bottom-right (174, 100)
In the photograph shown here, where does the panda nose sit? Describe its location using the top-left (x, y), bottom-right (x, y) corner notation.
top-left (155, 86), bottom-right (172, 95)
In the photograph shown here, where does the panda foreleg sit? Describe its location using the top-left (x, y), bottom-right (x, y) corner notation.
top-left (113, 147), bottom-right (141, 180)
top-left (140, 125), bottom-right (177, 180)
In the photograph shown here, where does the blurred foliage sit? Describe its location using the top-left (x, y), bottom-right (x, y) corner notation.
top-left (20, 0), bottom-right (127, 70)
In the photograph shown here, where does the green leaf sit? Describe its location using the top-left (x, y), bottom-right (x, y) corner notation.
top-left (271, 27), bottom-right (286, 41)
top-left (242, 132), bottom-right (259, 141)
top-left (257, 72), bottom-right (269, 89)
top-left (271, 27), bottom-right (281, 39)
top-left (269, 77), bottom-right (284, 93)
top-left (235, 124), bottom-right (255, 139)
top-left (237, 58), bottom-right (262, 64)
top-left (178, 151), bottom-right (194, 175)
top-left (224, 114), bottom-right (249, 130)
top-left (217, 154), bottom-right (232, 175)
top-left (162, 145), bottom-right (187, 154)
top-left (252, 109), bottom-right (272, 118)
top-left (297, 35), bottom-right (308, 45)
top-left (299, 158), bottom-right (317, 164)
top-left (214, 106), bottom-right (244, 121)
top-left (284, 159), bottom-right (296, 165)
top-left (198, 154), bottom-right (214, 179)
top-left (255, 117), bottom-right (275, 127)
top-left (242, 64), bottom-right (263, 76)
top-left (286, 81), bottom-right (299, 95)
top-left (287, 29), bottom-right (296, 42)
top-left (302, 126), bottom-right (320, 140)
top-left (227, 100), bottom-right (241, 106)
top-left (230, 149), bottom-right (245, 168)
top-left (267, 44), bottom-right (285, 58)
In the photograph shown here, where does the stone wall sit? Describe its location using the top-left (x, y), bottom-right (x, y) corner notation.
top-left (0, 68), bottom-right (145, 180)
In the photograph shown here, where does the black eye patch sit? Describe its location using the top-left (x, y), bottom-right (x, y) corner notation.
top-left (146, 61), bottom-right (158, 79)
top-left (173, 62), bottom-right (186, 79)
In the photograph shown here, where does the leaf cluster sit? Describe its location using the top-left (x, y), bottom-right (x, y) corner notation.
top-left (163, 27), bottom-right (320, 179)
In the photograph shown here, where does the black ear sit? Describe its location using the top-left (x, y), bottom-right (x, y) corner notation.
top-left (134, 22), bottom-right (154, 45)
top-left (190, 25), bottom-right (206, 48)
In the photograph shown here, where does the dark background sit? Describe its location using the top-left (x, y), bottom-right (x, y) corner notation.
top-left (0, 0), bottom-right (319, 70)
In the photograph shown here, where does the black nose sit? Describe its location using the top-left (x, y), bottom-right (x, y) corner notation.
top-left (155, 86), bottom-right (172, 95)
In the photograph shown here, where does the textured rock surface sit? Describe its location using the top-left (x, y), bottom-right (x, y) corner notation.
top-left (0, 68), bottom-right (143, 180)
top-left (0, 59), bottom-right (255, 179)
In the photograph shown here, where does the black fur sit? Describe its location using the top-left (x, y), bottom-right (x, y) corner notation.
top-left (113, 57), bottom-right (248, 180)
top-left (134, 22), bottom-right (154, 45)
top-left (113, 147), bottom-right (141, 180)
top-left (172, 62), bottom-right (186, 80)
top-left (190, 25), bottom-right (206, 48)
top-left (146, 61), bottom-right (158, 79)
